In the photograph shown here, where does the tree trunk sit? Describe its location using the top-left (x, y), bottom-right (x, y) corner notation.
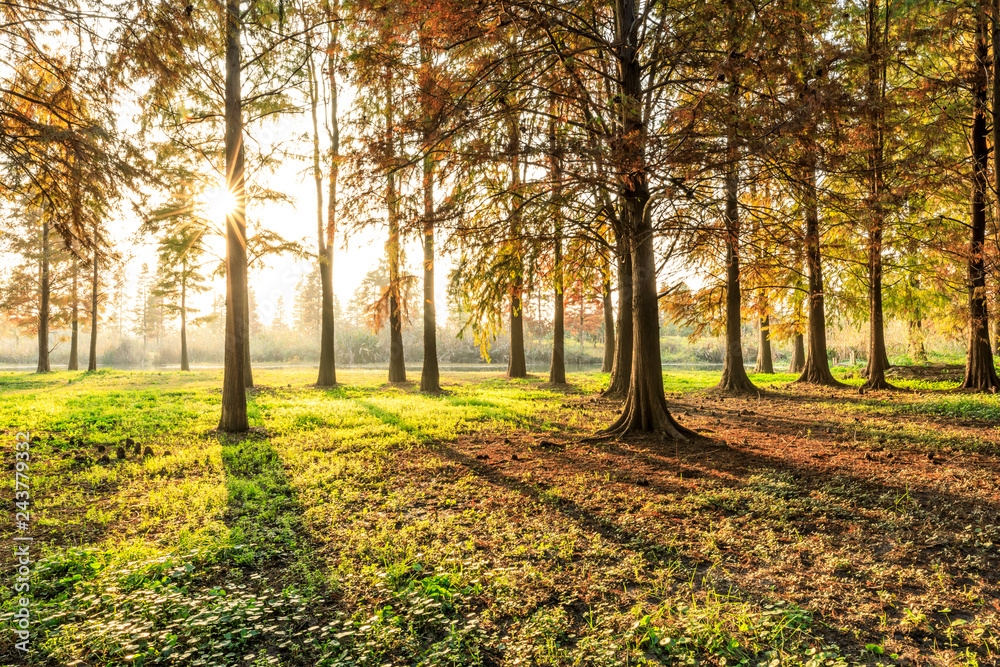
top-left (795, 158), bottom-right (843, 386)
top-left (317, 11), bottom-right (339, 387)
top-left (789, 333), bottom-right (805, 373)
top-left (861, 0), bottom-right (893, 391)
top-left (419, 160), bottom-right (440, 391)
top-left (755, 312), bottom-right (774, 374)
top-left (863, 223), bottom-right (891, 389)
top-left (603, 228), bottom-right (632, 398)
top-left (69, 257), bottom-right (79, 370)
top-left (181, 260), bottom-right (190, 371)
top-left (716, 101), bottom-right (756, 394)
top-left (961, 1), bottom-right (1000, 391)
top-left (88, 229), bottom-right (98, 372)
top-left (602, 2), bottom-right (691, 437)
top-left (604, 194), bottom-right (692, 437)
top-left (601, 269), bottom-right (615, 373)
top-left (386, 69), bottom-right (406, 384)
top-left (309, 27), bottom-right (337, 387)
top-left (994, 0), bottom-right (1000, 360)
top-left (507, 113), bottom-right (527, 379)
top-left (36, 216), bottom-right (51, 373)
top-left (905, 241), bottom-right (926, 363)
top-left (550, 206), bottom-right (566, 383)
top-left (789, 259), bottom-right (807, 374)
top-left (219, 0), bottom-right (249, 432)
top-left (549, 97), bottom-right (565, 384)
top-left (419, 33), bottom-right (441, 393)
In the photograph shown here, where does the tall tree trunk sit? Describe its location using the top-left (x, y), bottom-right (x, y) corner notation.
top-left (796, 158), bottom-right (842, 386)
top-left (419, 33), bottom-right (441, 393)
top-left (36, 216), bottom-right (51, 373)
top-left (69, 257), bottom-right (79, 370)
top-left (862, 0), bottom-right (893, 390)
top-left (550, 228), bottom-right (565, 384)
top-left (717, 95), bottom-right (756, 394)
top-left (961, 0), bottom-right (1000, 390)
top-left (386, 69), bottom-right (406, 384)
top-left (219, 0), bottom-right (249, 432)
top-left (420, 150), bottom-right (440, 391)
top-left (789, 255), bottom-right (807, 374)
top-left (88, 227), bottom-right (98, 372)
top-left (180, 259), bottom-right (190, 371)
top-left (905, 240), bottom-right (927, 363)
top-left (603, 1), bottom-right (692, 437)
top-left (992, 0), bottom-right (1000, 359)
top-left (755, 310), bottom-right (774, 374)
top-left (549, 98), bottom-right (565, 384)
top-left (603, 227), bottom-right (632, 398)
top-left (601, 264), bottom-right (615, 372)
top-left (317, 9), bottom-right (339, 387)
top-left (506, 112), bottom-right (527, 378)
top-left (309, 27), bottom-right (337, 387)
top-left (789, 333), bottom-right (805, 372)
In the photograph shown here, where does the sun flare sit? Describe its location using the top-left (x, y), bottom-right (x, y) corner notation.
top-left (202, 184), bottom-right (237, 223)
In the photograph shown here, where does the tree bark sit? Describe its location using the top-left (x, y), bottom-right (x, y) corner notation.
top-left (601, 269), bottom-right (615, 372)
top-left (796, 158), bottom-right (843, 386)
top-left (419, 34), bottom-right (441, 393)
top-left (88, 228), bottom-right (98, 372)
top-left (549, 229), bottom-right (565, 384)
top-left (69, 257), bottom-right (79, 370)
top-left (961, 0), bottom-right (1000, 391)
top-left (386, 69), bottom-right (406, 384)
top-left (994, 0), bottom-right (1000, 360)
top-left (755, 312), bottom-right (774, 374)
top-left (36, 215), bottom-right (51, 373)
top-left (180, 258), bottom-right (190, 371)
top-left (716, 101), bottom-right (756, 394)
top-left (603, 227), bottom-right (632, 398)
top-left (602, 1), bottom-right (692, 437)
top-left (308, 27), bottom-right (337, 387)
top-left (549, 101), bottom-right (566, 384)
top-left (789, 334), bottom-right (805, 373)
top-left (507, 112), bottom-right (527, 379)
top-left (219, 0), bottom-right (249, 432)
top-left (317, 11), bottom-right (339, 387)
top-left (789, 257), bottom-right (807, 374)
top-left (861, 0), bottom-right (893, 391)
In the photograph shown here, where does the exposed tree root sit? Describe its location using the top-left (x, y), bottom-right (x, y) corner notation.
top-left (795, 363), bottom-right (847, 388)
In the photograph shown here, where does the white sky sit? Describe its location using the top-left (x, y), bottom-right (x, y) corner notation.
top-left (112, 73), bottom-right (455, 330)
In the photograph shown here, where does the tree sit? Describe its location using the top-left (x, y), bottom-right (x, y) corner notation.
top-left (219, 0), bottom-right (249, 431)
top-left (294, 265), bottom-right (323, 336)
top-left (960, 0), bottom-right (1000, 390)
top-left (152, 218), bottom-right (210, 372)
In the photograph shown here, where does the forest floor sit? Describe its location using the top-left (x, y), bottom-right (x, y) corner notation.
top-left (0, 367), bottom-right (997, 667)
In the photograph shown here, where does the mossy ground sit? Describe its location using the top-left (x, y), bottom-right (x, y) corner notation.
top-left (0, 367), bottom-right (997, 666)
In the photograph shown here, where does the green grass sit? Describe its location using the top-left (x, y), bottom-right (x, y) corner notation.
top-left (0, 368), bottom-right (997, 666)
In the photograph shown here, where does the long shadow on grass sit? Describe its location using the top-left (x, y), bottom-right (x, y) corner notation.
top-left (218, 430), bottom-right (318, 578)
top-left (359, 403), bottom-right (1000, 662)
top-left (355, 391), bottom-right (1000, 587)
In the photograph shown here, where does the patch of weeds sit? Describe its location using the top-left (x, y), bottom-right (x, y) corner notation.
top-left (315, 559), bottom-right (488, 666)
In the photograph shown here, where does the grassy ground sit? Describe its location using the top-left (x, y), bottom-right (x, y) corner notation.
top-left (0, 367), bottom-right (997, 667)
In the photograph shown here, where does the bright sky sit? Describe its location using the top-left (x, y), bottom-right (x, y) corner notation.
top-left (115, 76), bottom-right (454, 330)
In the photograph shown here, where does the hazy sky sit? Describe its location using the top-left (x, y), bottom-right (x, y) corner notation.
top-left (115, 75), bottom-right (456, 331)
